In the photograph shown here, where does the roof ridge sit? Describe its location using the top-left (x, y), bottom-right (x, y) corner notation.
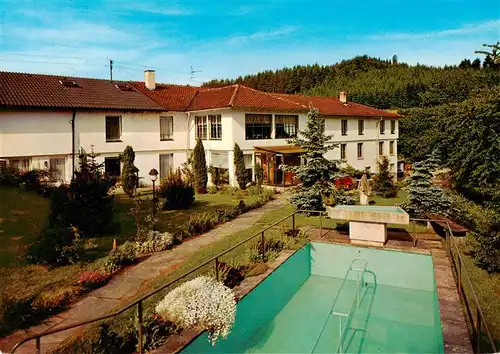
top-left (240, 85), bottom-right (308, 109)
top-left (199, 84), bottom-right (238, 92)
top-left (228, 84), bottom-right (240, 107)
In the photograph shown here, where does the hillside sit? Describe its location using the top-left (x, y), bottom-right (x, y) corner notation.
top-left (203, 55), bottom-right (500, 109)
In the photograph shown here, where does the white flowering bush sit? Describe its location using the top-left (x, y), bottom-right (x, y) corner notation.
top-left (155, 276), bottom-right (236, 345)
top-left (136, 230), bottom-right (174, 254)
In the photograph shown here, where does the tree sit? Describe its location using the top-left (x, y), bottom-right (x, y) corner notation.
top-left (282, 107), bottom-right (339, 210)
top-left (233, 143), bottom-right (247, 189)
top-left (255, 162), bottom-right (264, 193)
top-left (121, 145), bottom-right (138, 197)
top-left (193, 139), bottom-right (207, 193)
top-left (471, 58), bottom-right (481, 69)
top-left (400, 152), bottom-right (452, 218)
top-left (475, 42), bottom-right (500, 64)
top-left (372, 156), bottom-right (397, 198)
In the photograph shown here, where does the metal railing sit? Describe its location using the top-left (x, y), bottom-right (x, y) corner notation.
top-left (11, 210), bottom-right (497, 353)
top-left (443, 225), bottom-right (498, 353)
top-left (11, 211), bottom-right (300, 354)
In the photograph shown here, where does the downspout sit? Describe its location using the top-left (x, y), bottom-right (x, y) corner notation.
top-left (71, 109), bottom-right (76, 179)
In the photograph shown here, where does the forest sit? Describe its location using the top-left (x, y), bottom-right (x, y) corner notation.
top-left (204, 52), bottom-right (500, 212)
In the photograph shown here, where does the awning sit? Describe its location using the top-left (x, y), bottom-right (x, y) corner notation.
top-left (254, 145), bottom-right (304, 154)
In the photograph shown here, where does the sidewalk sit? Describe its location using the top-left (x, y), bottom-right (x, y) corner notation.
top-left (0, 194), bottom-right (288, 354)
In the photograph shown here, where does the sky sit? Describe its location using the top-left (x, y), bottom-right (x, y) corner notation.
top-left (0, 0), bottom-right (499, 85)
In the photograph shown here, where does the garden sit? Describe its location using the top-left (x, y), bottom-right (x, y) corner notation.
top-left (0, 143), bottom-right (275, 340)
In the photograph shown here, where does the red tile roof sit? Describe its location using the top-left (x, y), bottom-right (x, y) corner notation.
top-left (0, 71), bottom-right (399, 118)
top-left (271, 93), bottom-right (399, 118)
top-left (130, 81), bottom-right (198, 111)
top-left (0, 71), bottom-right (164, 111)
top-left (186, 84), bottom-right (307, 112)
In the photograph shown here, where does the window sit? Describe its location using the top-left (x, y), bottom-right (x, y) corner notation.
top-left (341, 119), bottom-right (348, 136)
top-left (390, 141), bottom-right (395, 155)
top-left (10, 158), bottom-right (30, 172)
top-left (59, 79), bottom-right (79, 88)
top-left (49, 158), bottom-right (65, 181)
top-left (357, 143), bottom-right (363, 159)
top-left (379, 141), bottom-right (384, 156)
top-left (105, 157), bottom-right (121, 177)
top-left (358, 120), bottom-right (364, 135)
top-left (391, 120), bottom-right (396, 134)
top-left (275, 115), bottom-right (298, 139)
top-left (160, 116), bottom-right (173, 140)
top-left (106, 116), bottom-right (122, 142)
top-left (159, 153), bottom-right (173, 179)
top-left (195, 116), bottom-right (207, 140)
top-left (245, 114), bottom-right (272, 140)
top-left (209, 115), bottom-right (222, 140)
top-left (210, 151), bottom-right (229, 169)
top-left (379, 119), bottom-right (385, 135)
top-left (340, 144), bottom-right (347, 160)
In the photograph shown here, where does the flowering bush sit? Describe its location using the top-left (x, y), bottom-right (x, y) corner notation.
top-left (155, 276), bottom-right (236, 345)
top-left (78, 270), bottom-right (111, 290)
top-left (103, 242), bottom-right (138, 274)
top-left (136, 230), bottom-right (175, 254)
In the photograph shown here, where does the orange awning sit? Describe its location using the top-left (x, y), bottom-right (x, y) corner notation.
top-left (254, 145), bottom-right (304, 154)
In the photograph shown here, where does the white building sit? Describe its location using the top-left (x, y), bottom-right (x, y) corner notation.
top-left (0, 70), bottom-right (399, 186)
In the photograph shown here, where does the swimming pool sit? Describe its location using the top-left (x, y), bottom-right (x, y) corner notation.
top-left (182, 242), bottom-right (444, 353)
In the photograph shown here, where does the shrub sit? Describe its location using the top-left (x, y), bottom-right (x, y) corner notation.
top-left (130, 197), bottom-right (161, 240)
top-left (207, 185), bottom-right (218, 194)
top-left (103, 242), bottom-right (138, 274)
top-left (158, 168), bottom-right (195, 210)
top-left (372, 156), bottom-right (398, 198)
top-left (255, 162), bottom-right (264, 192)
top-left (233, 143), bottom-right (247, 189)
top-left (155, 276), bottom-right (236, 345)
top-left (26, 224), bottom-right (84, 266)
top-left (187, 212), bottom-right (218, 235)
top-left (0, 164), bottom-right (20, 186)
top-left (78, 270), bottom-right (111, 290)
top-left (209, 166), bottom-right (227, 191)
top-left (136, 230), bottom-right (175, 254)
top-left (121, 146), bottom-right (139, 197)
top-left (244, 262), bottom-right (268, 277)
top-left (193, 139), bottom-right (208, 193)
top-left (211, 262), bottom-right (245, 288)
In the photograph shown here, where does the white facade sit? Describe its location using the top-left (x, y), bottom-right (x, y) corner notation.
top-left (0, 107), bottom-right (398, 185)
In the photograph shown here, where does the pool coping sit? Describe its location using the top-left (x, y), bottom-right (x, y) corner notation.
top-left (312, 236), bottom-right (473, 353)
top-left (153, 247), bottom-right (302, 354)
top-left (155, 238), bottom-right (473, 354)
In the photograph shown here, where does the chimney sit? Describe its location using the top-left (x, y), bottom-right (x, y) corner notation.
top-left (144, 70), bottom-right (156, 90)
top-left (339, 91), bottom-right (347, 103)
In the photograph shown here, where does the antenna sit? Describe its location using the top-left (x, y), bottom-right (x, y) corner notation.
top-left (190, 65), bottom-right (202, 80)
top-left (110, 58), bottom-right (114, 81)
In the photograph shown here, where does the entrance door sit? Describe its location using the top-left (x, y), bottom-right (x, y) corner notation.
top-left (276, 154), bottom-right (284, 186)
top-left (105, 157), bottom-right (121, 177)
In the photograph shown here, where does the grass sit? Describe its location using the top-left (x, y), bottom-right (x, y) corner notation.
top-left (365, 189), bottom-right (408, 206)
top-left (0, 186), bottom-right (266, 337)
top-left (455, 238), bottom-right (500, 350)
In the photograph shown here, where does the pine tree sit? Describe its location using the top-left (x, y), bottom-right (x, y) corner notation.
top-left (283, 107), bottom-right (339, 210)
top-left (193, 139), bottom-right (207, 193)
top-left (121, 145), bottom-right (138, 197)
top-left (372, 156), bottom-right (397, 198)
top-left (400, 151), bottom-right (452, 218)
top-left (233, 143), bottom-right (247, 189)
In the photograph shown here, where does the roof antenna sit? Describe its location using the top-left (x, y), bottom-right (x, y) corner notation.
top-left (190, 65), bottom-right (202, 80)
top-left (109, 58), bottom-right (114, 81)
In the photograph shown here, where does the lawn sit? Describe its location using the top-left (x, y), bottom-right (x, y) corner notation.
top-left (365, 189), bottom-right (408, 206)
top-left (455, 238), bottom-right (500, 350)
top-left (0, 186), bottom-right (266, 336)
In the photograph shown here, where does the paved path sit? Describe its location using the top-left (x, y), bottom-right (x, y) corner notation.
top-left (0, 194), bottom-right (288, 354)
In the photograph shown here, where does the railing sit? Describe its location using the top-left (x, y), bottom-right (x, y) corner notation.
top-left (443, 224), bottom-right (498, 353)
top-left (11, 210), bottom-right (497, 354)
top-left (11, 211), bottom-right (300, 354)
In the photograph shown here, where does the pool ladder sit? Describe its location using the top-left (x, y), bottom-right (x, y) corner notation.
top-left (311, 258), bottom-right (377, 354)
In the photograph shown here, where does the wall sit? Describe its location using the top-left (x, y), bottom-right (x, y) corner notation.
top-left (183, 245), bottom-right (311, 353)
top-left (310, 242), bottom-right (435, 291)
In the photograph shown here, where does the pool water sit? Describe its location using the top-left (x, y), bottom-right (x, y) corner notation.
top-left (182, 243), bottom-right (444, 353)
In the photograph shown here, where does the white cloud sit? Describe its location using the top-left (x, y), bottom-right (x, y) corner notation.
top-left (369, 20), bottom-right (500, 41)
top-left (124, 3), bottom-right (193, 16)
top-left (224, 26), bottom-right (300, 45)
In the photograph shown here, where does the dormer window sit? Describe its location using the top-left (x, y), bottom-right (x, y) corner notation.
top-left (115, 83), bottom-right (135, 91)
top-left (59, 79), bottom-right (79, 88)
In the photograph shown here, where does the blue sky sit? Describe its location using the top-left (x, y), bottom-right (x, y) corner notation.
top-left (0, 0), bottom-right (499, 84)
